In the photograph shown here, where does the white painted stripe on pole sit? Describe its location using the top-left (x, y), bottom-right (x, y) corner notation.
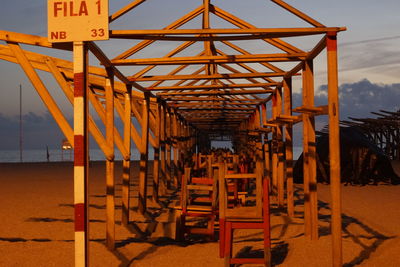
top-left (75, 231), bottom-right (86, 267)
top-left (73, 42), bottom-right (85, 73)
top-left (74, 166), bottom-right (85, 204)
top-left (74, 97), bottom-right (84, 135)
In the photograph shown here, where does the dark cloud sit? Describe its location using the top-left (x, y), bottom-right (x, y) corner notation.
top-left (0, 112), bottom-right (66, 150)
top-left (291, 79), bottom-right (400, 158)
top-left (293, 79), bottom-right (400, 121)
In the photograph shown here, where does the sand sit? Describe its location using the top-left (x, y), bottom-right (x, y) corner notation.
top-left (0, 161), bottom-right (399, 267)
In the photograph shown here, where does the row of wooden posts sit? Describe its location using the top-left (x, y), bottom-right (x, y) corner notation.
top-left (0, 24), bottom-right (343, 267)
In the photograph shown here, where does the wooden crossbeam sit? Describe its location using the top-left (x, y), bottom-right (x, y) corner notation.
top-left (131, 72), bottom-right (286, 81)
top-left (170, 101), bottom-right (259, 107)
top-left (149, 82), bottom-right (280, 91)
top-left (157, 89), bottom-right (274, 96)
top-left (112, 53), bottom-right (307, 66)
top-left (110, 27), bottom-right (345, 40)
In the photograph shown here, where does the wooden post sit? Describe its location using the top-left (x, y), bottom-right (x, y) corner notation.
top-left (105, 68), bottom-right (115, 250)
top-left (73, 41), bottom-right (89, 267)
top-left (122, 85), bottom-right (132, 226)
top-left (172, 111), bottom-right (179, 187)
top-left (283, 77), bottom-right (294, 217)
top-left (327, 32), bottom-right (342, 267)
top-left (302, 59), bottom-right (318, 240)
top-left (153, 102), bottom-right (161, 202)
top-left (271, 93), bottom-right (278, 199)
top-left (166, 110), bottom-right (172, 188)
top-left (160, 104), bottom-right (167, 195)
top-left (138, 94), bottom-right (150, 214)
top-left (276, 88), bottom-right (285, 208)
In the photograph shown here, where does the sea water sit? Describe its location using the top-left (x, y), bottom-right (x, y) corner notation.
top-left (0, 148), bottom-right (154, 163)
top-left (0, 147), bottom-right (302, 163)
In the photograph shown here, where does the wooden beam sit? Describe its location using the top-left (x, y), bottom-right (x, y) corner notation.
top-left (109, 0), bottom-right (146, 22)
top-left (45, 57), bottom-right (113, 159)
top-left (114, 5), bottom-right (204, 60)
top-left (270, 0), bottom-right (325, 27)
top-left (131, 72), bottom-right (287, 82)
top-left (8, 43), bottom-right (74, 147)
top-left (110, 27), bottom-right (345, 39)
top-left (158, 89), bottom-right (274, 96)
top-left (111, 53), bottom-right (307, 66)
top-left (0, 30), bottom-right (72, 50)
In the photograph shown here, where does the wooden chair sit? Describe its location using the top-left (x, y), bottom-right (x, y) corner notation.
top-left (218, 161), bottom-right (271, 266)
top-left (175, 166), bottom-right (218, 240)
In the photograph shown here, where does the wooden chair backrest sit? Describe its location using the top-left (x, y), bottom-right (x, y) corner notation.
top-left (181, 166), bottom-right (218, 212)
top-left (218, 161), bottom-right (264, 219)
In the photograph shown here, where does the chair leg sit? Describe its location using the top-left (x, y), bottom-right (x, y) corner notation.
top-left (208, 215), bottom-right (215, 241)
top-left (219, 218), bottom-right (225, 258)
top-left (263, 221), bottom-right (271, 266)
top-left (175, 211), bottom-right (186, 241)
top-left (224, 221), bottom-right (232, 267)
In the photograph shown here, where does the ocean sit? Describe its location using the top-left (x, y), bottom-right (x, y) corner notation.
top-left (0, 148), bottom-right (154, 163)
top-left (0, 147), bottom-right (302, 163)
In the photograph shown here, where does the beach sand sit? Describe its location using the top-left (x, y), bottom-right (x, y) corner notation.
top-left (0, 161), bottom-right (399, 266)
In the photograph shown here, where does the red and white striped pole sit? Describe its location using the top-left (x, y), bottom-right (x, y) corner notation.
top-left (73, 41), bottom-right (89, 267)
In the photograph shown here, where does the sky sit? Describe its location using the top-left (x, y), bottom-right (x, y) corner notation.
top-left (0, 0), bottom-right (400, 151)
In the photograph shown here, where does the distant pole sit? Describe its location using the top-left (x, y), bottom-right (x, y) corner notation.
top-left (19, 84), bottom-right (23, 162)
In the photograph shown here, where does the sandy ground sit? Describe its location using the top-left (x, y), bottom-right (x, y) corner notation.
top-left (0, 161), bottom-right (399, 267)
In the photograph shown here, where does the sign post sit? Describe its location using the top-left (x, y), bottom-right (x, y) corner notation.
top-left (48, 1), bottom-right (109, 266)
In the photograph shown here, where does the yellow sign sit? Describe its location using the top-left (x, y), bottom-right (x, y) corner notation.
top-left (48, 0), bottom-right (109, 42)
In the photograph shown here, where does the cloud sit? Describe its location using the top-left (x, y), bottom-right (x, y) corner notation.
top-left (339, 37), bottom-right (400, 72)
top-left (0, 112), bottom-right (65, 150)
top-left (340, 35), bottom-right (400, 47)
top-left (290, 79), bottom-right (400, 158)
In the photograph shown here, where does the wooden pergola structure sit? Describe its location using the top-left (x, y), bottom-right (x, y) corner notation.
top-left (0, 1), bottom-right (345, 266)
top-left (342, 109), bottom-right (400, 160)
